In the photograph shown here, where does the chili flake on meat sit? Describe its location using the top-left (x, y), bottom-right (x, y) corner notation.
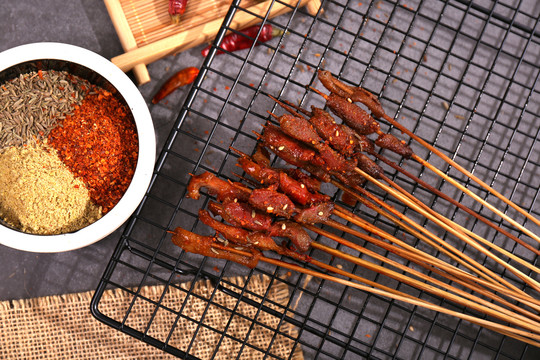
top-left (47, 88), bottom-right (139, 213)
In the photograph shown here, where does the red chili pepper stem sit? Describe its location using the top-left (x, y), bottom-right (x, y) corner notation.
top-left (272, 28), bottom-right (284, 38)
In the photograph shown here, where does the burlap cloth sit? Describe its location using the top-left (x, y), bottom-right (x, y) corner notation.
top-left (0, 275), bottom-right (302, 359)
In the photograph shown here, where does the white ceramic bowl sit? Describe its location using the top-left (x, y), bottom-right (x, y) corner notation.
top-left (0, 42), bottom-right (156, 252)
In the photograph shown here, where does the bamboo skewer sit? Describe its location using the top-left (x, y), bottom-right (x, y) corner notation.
top-left (260, 99), bottom-right (511, 288)
top-left (356, 167), bottom-right (540, 293)
top-left (230, 152), bottom-right (499, 292)
top-left (404, 130), bottom-right (540, 230)
top-left (209, 243), bottom-right (540, 346)
top-left (330, 180), bottom-right (525, 293)
top-left (308, 224), bottom-right (540, 319)
top-left (331, 207), bottom-right (540, 312)
top-left (194, 77), bottom-right (540, 344)
top-left (321, 216), bottom-right (486, 289)
top-left (378, 172), bottom-right (540, 275)
top-left (309, 239), bottom-right (540, 328)
top-left (371, 152), bottom-right (540, 256)
top-left (413, 155), bottom-right (540, 244)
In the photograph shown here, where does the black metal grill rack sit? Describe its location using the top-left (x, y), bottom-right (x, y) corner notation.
top-left (91, 0), bottom-right (540, 359)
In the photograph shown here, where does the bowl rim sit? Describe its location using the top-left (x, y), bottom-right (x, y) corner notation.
top-left (0, 42), bottom-right (156, 253)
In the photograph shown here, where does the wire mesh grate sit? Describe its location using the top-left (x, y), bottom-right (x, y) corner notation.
top-left (92, 0), bottom-right (540, 359)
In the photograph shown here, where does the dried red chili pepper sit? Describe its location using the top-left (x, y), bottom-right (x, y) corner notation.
top-left (47, 88), bottom-right (139, 213)
top-left (152, 66), bottom-right (199, 104)
top-left (169, 0), bottom-right (188, 24)
top-left (201, 24), bottom-right (283, 57)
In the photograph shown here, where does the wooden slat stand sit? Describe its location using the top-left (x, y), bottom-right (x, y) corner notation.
top-left (104, 0), bottom-right (323, 85)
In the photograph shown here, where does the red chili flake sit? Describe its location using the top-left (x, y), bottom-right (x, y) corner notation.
top-left (38, 70), bottom-right (44, 80)
top-left (249, 83), bottom-right (254, 87)
top-left (225, 86), bottom-right (230, 90)
top-left (47, 87), bottom-right (139, 214)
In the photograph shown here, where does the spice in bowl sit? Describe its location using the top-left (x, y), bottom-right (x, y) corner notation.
top-left (0, 69), bottom-right (139, 235)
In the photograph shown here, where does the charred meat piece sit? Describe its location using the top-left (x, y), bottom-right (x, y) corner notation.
top-left (318, 145), bottom-right (357, 174)
top-left (284, 168), bottom-right (322, 193)
top-left (171, 227), bottom-right (261, 268)
top-left (310, 107), bottom-right (358, 157)
top-left (187, 172), bottom-right (251, 202)
top-left (278, 113), bottom-right (323, 147)
top-left (309, 107), bottom-right (378, 157)
top-left (261, 124), bottom-right (325, 167)
top-left (332, 169), bottom-right (366, 188)
top-left (317, 70), bottom-right (385, 119)
top-left (245, 231), bottom-right (282, 252)
top-left (208, 200), bottom-right (273, 232)
top-left (277, 112), bottom-right (356, 174)
top-left (340, 191), bottom-right (359, 207)
top-left (303, 163), bottom-right (333, 183)
top-left (247, 232), bottom-right (310, 262)
top-left (252, 143), bottom-right (271, 167)
top-left (269, 221), bottom-right (312, 253)
top-left (199, 209), bottom-right (250, 245)
top-left (199, 209), bottom-right (281, 252)
top-left (237, 155), bottom-right (279, 185)
top-left (294, 202), bottom-right (334, 224)
top-left (248, 186), bottom-right (296, 218)
top-left (278, 172), bottom-right (330, 206)
top-left (375, 133), bottom-right (414, 159)
top-left (317, 70), bottom-right (352, 99)
top-left (198, 211), bottom-right (309, 261)
top-left (355, 153), bottom-right (384, 179)
top-left (326, 93), bottom-right (380, 135)
top-left (354, 133), bottom-right (376, 154)
top-left (236, 151), bottom-right (329, 205)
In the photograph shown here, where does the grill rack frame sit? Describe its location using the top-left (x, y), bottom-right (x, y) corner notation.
top-left (91, 0), bottom-right (540, 359)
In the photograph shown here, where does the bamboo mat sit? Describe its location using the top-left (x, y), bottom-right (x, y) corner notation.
top-left (104, 0), bottom-right (322, 84)
top-left (0, 275), bottom-right (302, 359)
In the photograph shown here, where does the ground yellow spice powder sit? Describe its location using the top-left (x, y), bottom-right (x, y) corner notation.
top-left (0, 143), bottom-right (102, 235)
